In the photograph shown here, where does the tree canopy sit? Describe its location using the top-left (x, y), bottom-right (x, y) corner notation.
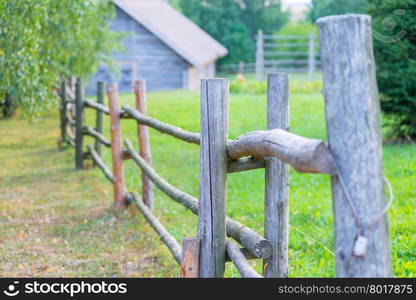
top-left (177, 0), bottom-right (289, 65)
top-left (0, 0), bottom-right (121, 116)
top-left (308, 0), bottom-right (368, 22)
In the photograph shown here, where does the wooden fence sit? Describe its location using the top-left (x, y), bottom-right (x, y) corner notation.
top-left (58, 15), bottom-right (392, 278)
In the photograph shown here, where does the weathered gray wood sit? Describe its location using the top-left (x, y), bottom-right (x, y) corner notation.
top-left (87, 145), bottom-right (114, 183)
top-left (317, 14), bottom-right (391, 277)
top-left (84, 99), bottom-right (110, 115)
top-left (264, 73), bottom-right (289, 278)
top-left (256, 30), bottom-right (264, 81)
top-left (198, 79), bottom-right (228, 278)
top-left (132, 193), bottom-right (182, 265)
top-left (122, 105), bottom-right (200, 144)
top-left (308, 31), bottom-right (316, 81)
top-left (107, 83), bottom-right (127, 210)
top-left (134, 80), bottom-right (154, 209)
top-left (226, 241), bottom-right (262, 278)
top-left (75, 78), bottom-right (84, 169)
top-left (94, 82), bottom-right (105, 158)
top-left (181, 238), bottom-right (200, 278)
top-left (84, 126), bottom-right (111, 148)
top-left (124, 140), bottom-right (272, 261)
top-left (228, 129), bottom-right (336, 174)
top-left (227, 158), bottom-right (265, 173)
top-left (59, 80), bottom-right (68, 148)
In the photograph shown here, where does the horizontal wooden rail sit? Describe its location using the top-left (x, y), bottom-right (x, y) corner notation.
top-left (131, 193), bottom-right (182, 265)
top-left (83, 126), bottom-right (111, 147)
top-left (124, 140), bottom-right (272, 260)
top-left (66, 138), bottom-right (76, 148)
top-left (226, 241), bottom-right (262, 278)
top-left (122, 105), bottom-right (200, 145)
top-left (227, 158), bottom-right (265, 173)
top-left (84, 99), bottom-right (110, 115)
top-left (228, 129), bottom-right (336, 174)
top-left (87, 145), bottom-right (114, 182)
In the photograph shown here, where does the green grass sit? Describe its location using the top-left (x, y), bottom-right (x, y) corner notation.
top-left (1, 76), bottom-right (415, 277)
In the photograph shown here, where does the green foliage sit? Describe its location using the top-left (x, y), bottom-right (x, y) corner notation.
top-left (0, 0), bottom-right (121, 116)
top-left (308, 0), bottom-right (368, 22)
top-left (368, 0), bottom-right (416, 140)
top-left (177, 0), bottom-right (288, 65)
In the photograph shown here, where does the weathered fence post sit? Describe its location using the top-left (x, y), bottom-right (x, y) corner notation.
top-left (59, 80), bottom-right (67, 148)
top-left (308, 31), bottom-right (316, 81)
top-left (107, 83), bottom-right (127, 210)
top-left (264, 73), bottom-right (289, 278)
top-left (256, 30), bottom-right (264, 81)
top-left (318, 14), bottom-right (391, 277)
top-left (134, 80), bottom-right (154, 209)
top-left (181, 238), bottom-right (200, 278)
top-left (198, 79), bottom-right (228, 278)
top-left (75, 77), bottom-right (84, 169)
top-left (94, 82), bottom-right (105, 160)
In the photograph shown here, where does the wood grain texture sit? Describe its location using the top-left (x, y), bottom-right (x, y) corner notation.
top-left (107, 83), bottom-right (127, 210)
top-left (181, 238), bottom-right (200, 278)
top-left (124, 140), bottom-right (272, 260)
top-left (198, 79), bottom-right (228, 278)
top-left (228, 129), bottom-right (335, 174)
top-left (318, 14), bottom-right (391, 277)
top-left (226, 241), bottom-right (262, 278)
top-left (264, 73), bottom-right (289, 278)
top-left (134, 80), bottom-right (154, 209)
top-left (227, 158), bottom-right (265, 173)
top-left (75, 78), bottom-right (84, 169)
top-left (132, 193), bottom-right (182, 265)
top-left (94, 82), bottom-right (105, 158)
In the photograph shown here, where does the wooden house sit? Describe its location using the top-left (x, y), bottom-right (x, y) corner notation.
top-left (87, 0), bottom-right (228, 93)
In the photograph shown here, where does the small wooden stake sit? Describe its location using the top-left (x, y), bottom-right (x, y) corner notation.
top-left (134, 80), bottom-right (154, 209)
top-left (181, 238), bottom-right (200, 278)
top-left (94, 82), bottom-right (105, 160)
top-left (107, 83), bottom-right (127, 210)
top-left (198, 79), bottom-right (228, 278)
top-left (75, 77), bottom-right (84, 169)
top-left (264, 73), bottom-right (289, 278)
top-left (59, 80), bottom-right (68, 148)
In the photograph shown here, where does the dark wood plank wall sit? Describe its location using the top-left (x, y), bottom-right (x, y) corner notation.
top-left (87, 7), bottom-right (191, 94)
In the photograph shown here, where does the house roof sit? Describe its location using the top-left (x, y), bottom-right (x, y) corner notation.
top-left (113, 0), bottom-right (228, 68)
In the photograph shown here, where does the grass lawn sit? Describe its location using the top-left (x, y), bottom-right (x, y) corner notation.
top-left (1, 77), bottom-right (415, 277)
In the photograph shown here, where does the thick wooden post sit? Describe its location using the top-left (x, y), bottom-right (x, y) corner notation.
top-left (59, 80), bottom-right (67, 147)
top-left (181, 238), bottom-right (200, 278)
top-left (75, 77), bottom-right (84, 169)
top-left (308, 31), bottom-right (316, 81)
top-left (318, 14), bottom-right (391, 277)
top-left (134, 80), bottom-right (154, 209)
top-left (256, 30), bottom-right (264, 81)
top-left (198, 79), bottom-right (228, 278)
top-left (94, 82), bottom-right (105, 159)
top-left (264, 73), bottom-right (290, 278)
top-left (107, 83), bottom-right (127, 210)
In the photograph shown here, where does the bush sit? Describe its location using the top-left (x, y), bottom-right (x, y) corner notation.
top-left (368, 0), bottom-right (416, 140)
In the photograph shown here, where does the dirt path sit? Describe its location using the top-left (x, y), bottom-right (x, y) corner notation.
top-left (0, 113), bottom-right (176, 277)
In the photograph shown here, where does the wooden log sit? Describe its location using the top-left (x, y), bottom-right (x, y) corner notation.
top-left (75, 77), bottom-right (84, 169)
top-left (134, 80), bottom-right (154, 209)
top-left (124, 140), bottom-right (272, 261)
top-left (84, 126), bottom-right (111, 148)
top-left (87, 145), bottom-right (114, 183)
top-left (264, 73), bottom-right (289, 278)
top-left (107, 83), bottom-right (127, 210)
top-left (132, 193), bottom-right (182, 265)
top-left (122, 105), bottom-right (200, 145)
top-left (318, 14), bottom-right (391, 277)
top-left (59, 80), bottom-right (68, 148)
top-left (181, 238), bottom-right (200, 278)
top-left (84, 99), bottom-right (110, 115)
top-left (198, 79), bottom-right (228, 278)
top-left (228, 129), bottom-right (336, 174)
top-left (95, 82), bottom-right (105, 158)
top-left (226, 241), bottom-right (262, 278)
top-left (227, 158), bottom-right (265, 173)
